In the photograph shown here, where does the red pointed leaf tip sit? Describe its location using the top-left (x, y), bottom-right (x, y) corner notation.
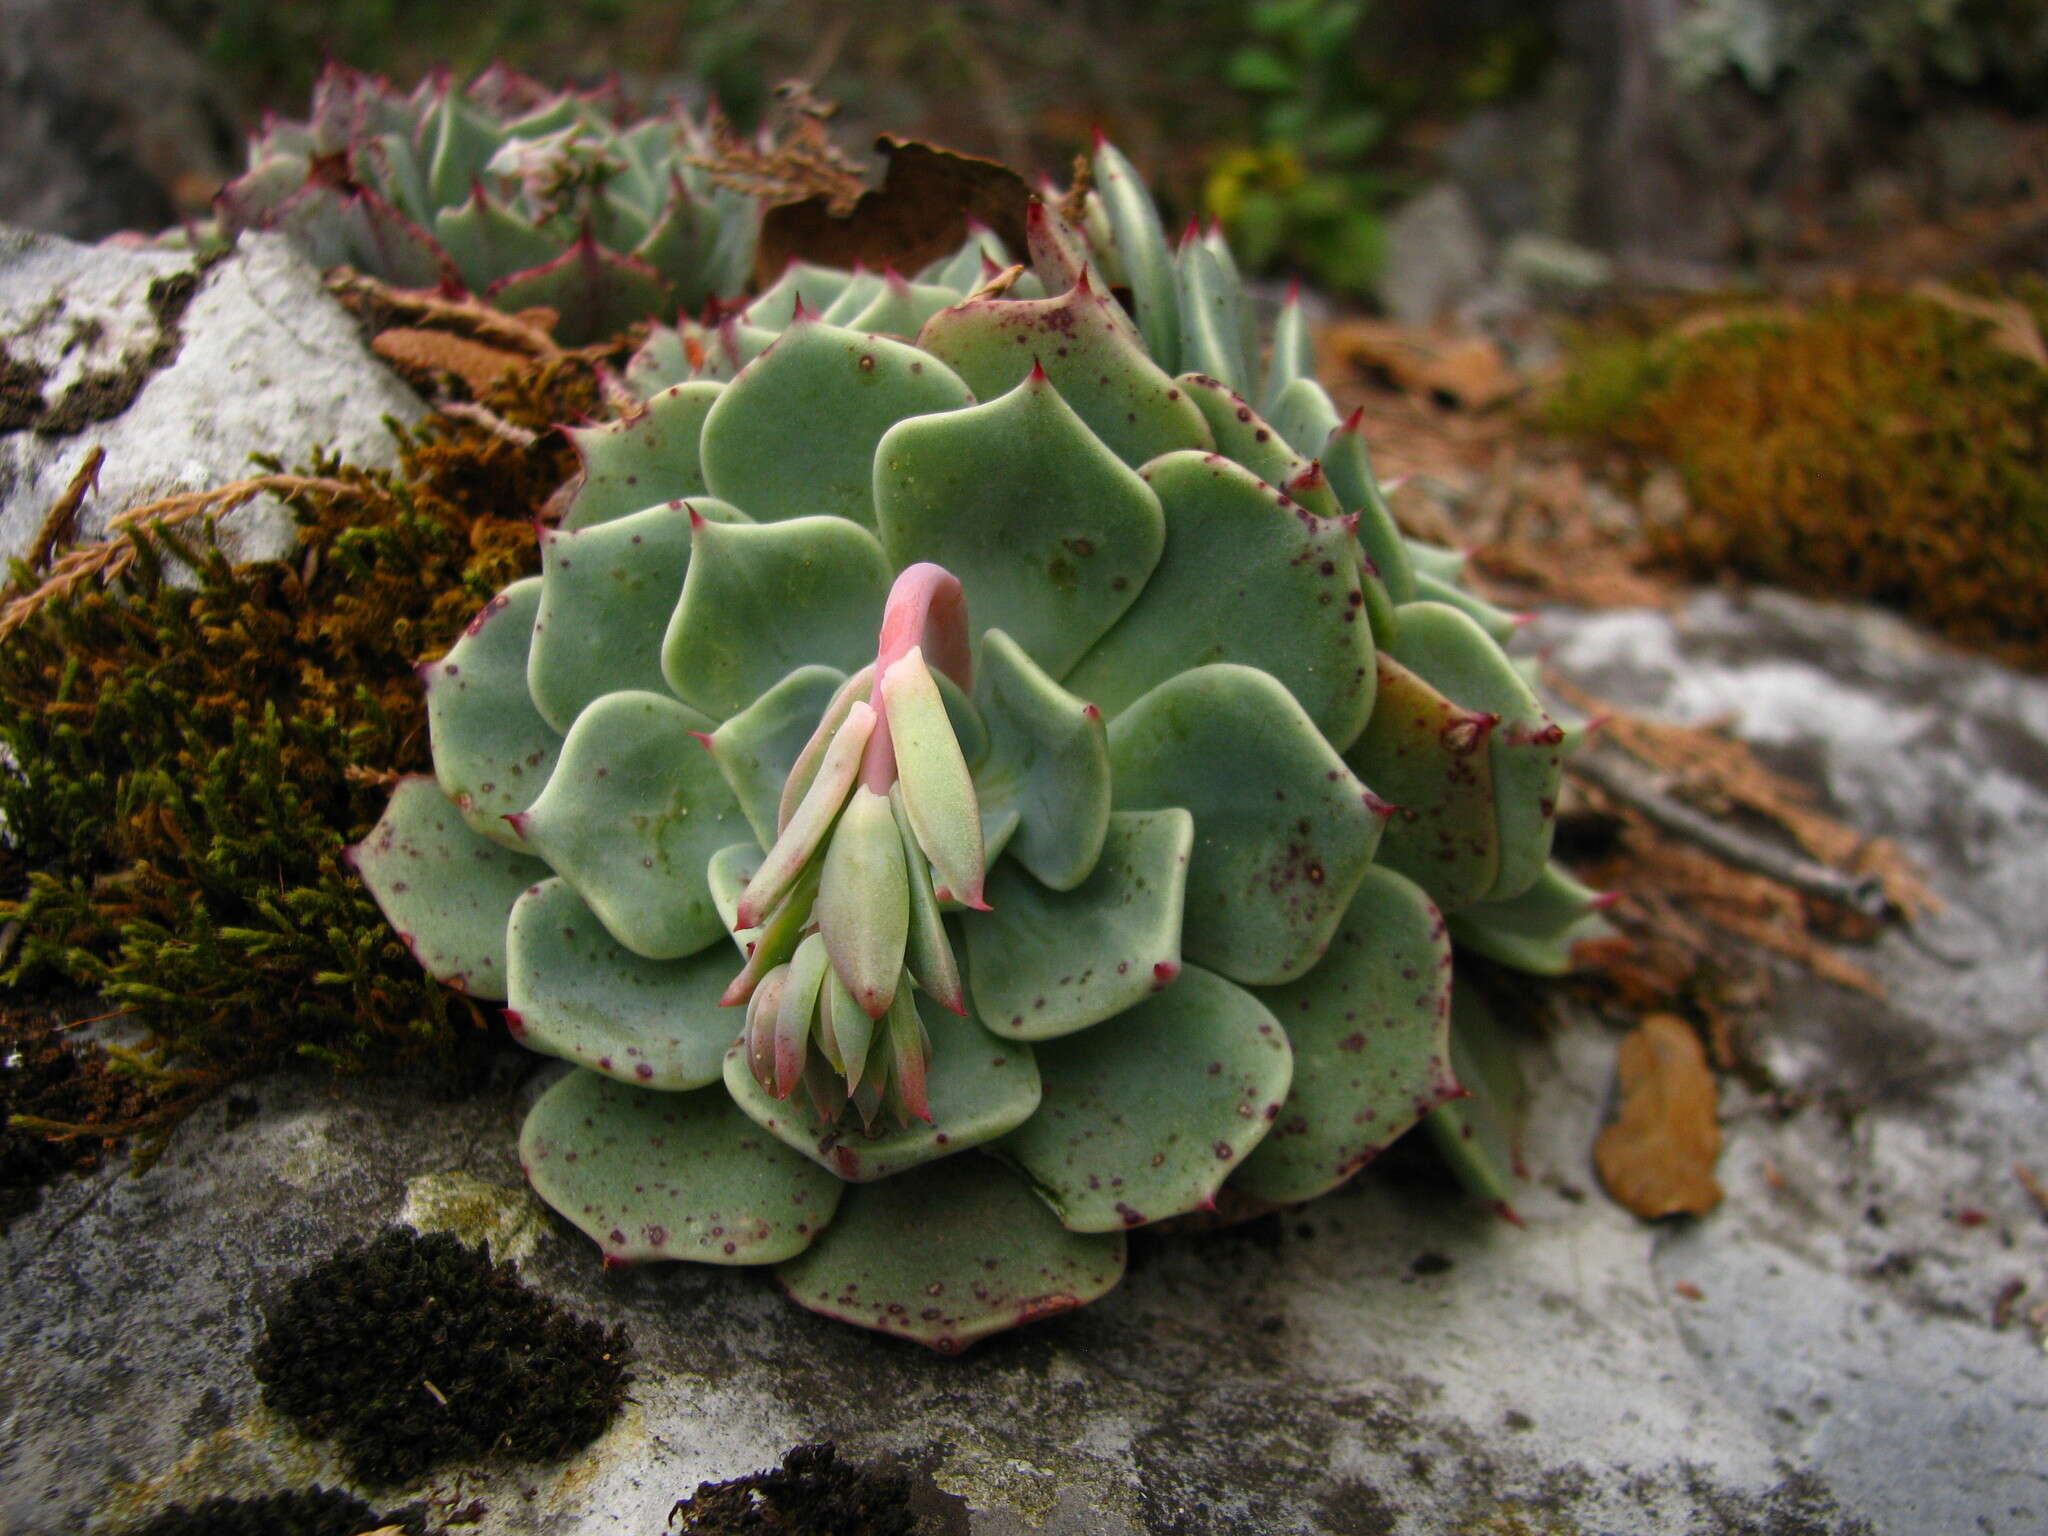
top-left (1151, 960), bottom-right (1180, 990)
top-left (687, 504), bottom-right (707, 531)
top-left (885, 268), bottom-right (911, 295)
top-left (1340, 405), bottom-right (1366, 434)
top-left (1027, 357), bottom-right (1050, 384)
top-left (1090, 123), bottom-right (1108, 151)
top-left (1179, 215), bottom-right (1202, 248)
top-left (964, 214), bottom-right (992, 235)
top-left (1286, 275), bottom-right (1303, 305)
top-left (790, 293), bottom-right (815, 322)
top-left (1491, 1200), bottom-right (1526, 1228)
top-left (1082, 702), bottom-right (1102, 721)
top-left (503, 812), bottom-right (530, 839)
top-left (687, 730), bottom-right (715, 751)
top-left (1026, 198), bottom-right (1050, 229)
top-left (501, 1008), bottom-right (527, 1038)
top-left (1511, 612), bottom-right (1539, 629)
top-left (1591, 890), bottom-right (1625, 911)
top-left (1364, 791), bottom-right (1399, 820)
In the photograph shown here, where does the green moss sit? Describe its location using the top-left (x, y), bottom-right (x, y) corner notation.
top-left (0, 361), bottom-right (596, 1157)
top-left (1546, 282), bottom-right (2048, 666)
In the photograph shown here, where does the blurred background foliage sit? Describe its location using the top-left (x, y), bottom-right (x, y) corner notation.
top-left (109, 0), bottom-right (2048, 293)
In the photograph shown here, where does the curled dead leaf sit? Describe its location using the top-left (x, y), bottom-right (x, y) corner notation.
top-left (754, 137), bottom-right (1031, 288)
top-left (1596, 1013), bottom-right (1723, 1219)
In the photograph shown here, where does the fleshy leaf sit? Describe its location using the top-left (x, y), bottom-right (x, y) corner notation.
top-left (486, 233), bottom-right (668, 346)
top-left (423, 578), bottom-right (562, 849)
top-left (748, 260), bottom-right (855, 329)
top-left (348, 776), bottom-right (549, 1000)
top-left (662, 515), bottom-right (892, 721)
top-left (1174, 237), bottom-right (1249, 394)
top-left (1345, 651), bottom-right (1500, 912)
top-left (775, 1151), bottom-right (1124, 1352)
top-left (1424, 986), bottom-right (1528, 1221)
top-left (1447, 862), bottom-right (1616, 975)
top-left (433, 185), bottom-right (559, 292)
top-left (1320, 407), bottom-right (1417, 604)
top-left (915, 274), bottom-right (1213, 470)
top-left (506, 878), bottom-right (745, 1089)
top-left (511, 690), bottom-right (743, 959)
top-left (725, 1000), bottom-right (1040, 1181)
top-left (1265, 375), bottom-right (1344, 464)
top-left (845, 272), bottom-right (960, 338)
top-left (874, 370), bottom-right (1165, 680)
top-left (814, 785), bottom-right (910, 1016)
top-left (528, 499), bottom-right (744, 734)
top-left (1412, 571), bottom-right (1519, 645)
top-left (706, 665), bottom-right (846, 848)
top-left (520, 1070), bottom-right (843, 1265)
top-left (1175, 374), bottom-right (1336, 513)
top-left (966, 808), bottom-right (1191, 1041)
top-left (559, 382), bottom-right (726, 531)
top-left (998, 964), bottom-right (1291, 1230)
top-left (698, 316), bottom-right (975, 527)
top-left (971, 628), bottom-right (1110, 890)
top-left (880, 647), bottom-right (984, 909)
top-left (1385, 601), bottom-right (1563, 902)
top-left (1108, 665), bottom-right (1388, 985)
top-left (1065, 451), bottom-right (1376, 752)
top-left (1233, 864), bottom-right (1460, 1204)
top-left (1090, 137), bottom-right (1181, 372)
top-left (1261, 283), bottom-right (1316, 419)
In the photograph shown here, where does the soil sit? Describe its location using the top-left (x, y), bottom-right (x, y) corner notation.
top-left (250, 1227), bottom-right (631, 1485)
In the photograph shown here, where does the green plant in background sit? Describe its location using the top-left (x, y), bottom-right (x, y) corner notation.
top-left (1203, 0), bottom-right (1387, 292)
top-left (353, 138), bottom-right (1611, 1350)
top-left (204, 63), bottom-right (760, 342)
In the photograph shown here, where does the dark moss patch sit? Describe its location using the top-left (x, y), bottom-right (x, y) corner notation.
top-left (119, 1487), bottom-right (420, 1536)
top-left (252, 1227), bottom-right (630, 1485)
top-left (0, 999), bottom-right (154, 1231)
top-left (0, 258), bottom-right (216, 436)
top-left (666, 1443), bottom-right (922, 1535)
top-left (0, 356), bottom-right (596, 1154)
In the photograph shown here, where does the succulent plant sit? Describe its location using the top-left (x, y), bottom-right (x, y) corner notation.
top-left (207, 63), bottom-right (759, 343)
top-left (351, 139), bottom-right (1611, 1351)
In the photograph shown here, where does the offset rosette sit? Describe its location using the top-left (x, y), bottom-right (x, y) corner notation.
top-left (351, 138), bottom-right (1614, 1350)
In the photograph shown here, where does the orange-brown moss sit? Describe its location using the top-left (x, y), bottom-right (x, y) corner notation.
top-left (1546, 281), bottom-right (2048, 667)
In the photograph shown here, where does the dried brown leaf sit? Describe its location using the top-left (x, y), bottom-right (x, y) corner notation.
top-left (754, 137), bottom-right (1032, 289)
top-left (372, 328), bottom-right (528, 396)
top-left (1596, 1013), bottom-right (1724, 1219)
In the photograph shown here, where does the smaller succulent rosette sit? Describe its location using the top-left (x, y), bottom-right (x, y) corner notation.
top-left (206, 63), bottom-right (759, 341)
top-left (351, 138), bottom-right (1613, 1350)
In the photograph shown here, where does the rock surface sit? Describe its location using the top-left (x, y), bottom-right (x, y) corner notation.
top-left (3, 586), bottom-right (2045, 1536)
top-left (0, 226), bottom-right (422, 571)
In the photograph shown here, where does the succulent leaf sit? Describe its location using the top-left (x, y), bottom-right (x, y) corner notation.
top-left (1065, 450), bottom-right (1377, 751)
top-left (706, 665), bottom-right (847, 848)
top-left (1423, 987), bottom-right (1528, 1220)
top-left (559, 383), bottom-right (727, 531)
top-left (1447, 862), bottom-right (1616, 975)
top-left (916, 276), bottom-right (1213, 470)
top-left (528, 501), bottom-right (737, 734)
top-left (1233, 865), bottom-right (1459, 1204)
top-left (487, 234), bottom-right (668, 347)
top-left (879, 647), bottom-right (985, 909)
top-left (662, 515), bottom-right (893, 720)
top-left (1176, 374), bottom-right (1334, 511)
top-left (775, 1152), bottom-right (1124, 1352)
top-left (1174, 237), bottom-right (1250, 395)
top-left (1089, 136), bottom-right (1182, 373)
top-left (875, 370), bottom-right (1166, 680)
top-left (814, 785), bottom-right (912, 1017)
top-left (510, 690), bottom-right (742, 959)
top-left (999, 964), bottom-right (1291, 1230)
top-left (698, 318), bottom-right (974, 528)
top-left (970, 628), bottom-right (1110, 890)
top-left (1108, 665), bottom-right (1388, 985)
top-left (726, 1001), bottom-right (1039, 1182)
top-left (520, 1069), bottom-right (845, 1265)
top-left (506, 878), bottom-right (745, 1089)
top-left (424, 578), bottom-right (563, 848)
top-left (349, 776), bottom-right (550, 1000)
top-left (735, 700), bottom-right (874, 931)
top-left (967, 808), bottom-right (1191, 1041)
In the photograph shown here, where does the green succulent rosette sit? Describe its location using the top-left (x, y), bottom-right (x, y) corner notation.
top-left (352, 140), bottom-right (1612, 1350)
top-left (205, 62), bottom-right (758, 342)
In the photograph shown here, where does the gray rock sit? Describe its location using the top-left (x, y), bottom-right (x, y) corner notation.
top-left (4, 586), bottom-right (2045, 1536)
top-left (1376, 183), bottom-right (1491, 329)
top-left (0, 226), bottom-right (423, 572)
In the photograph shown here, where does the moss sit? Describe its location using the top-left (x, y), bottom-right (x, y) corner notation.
top-left (0, 999), bottom-right (155, 1230)
top-left (667, 1444), bottom-right (920, 1535)
top-left (118, 1487), bottom-right (419, 1536)
top-left (252, 1226), bottom-right (631, 1485)
top-left (0, 358), bottom-right (597, 1157)
top-left (1546, 281), bottom-right (2048, 667)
